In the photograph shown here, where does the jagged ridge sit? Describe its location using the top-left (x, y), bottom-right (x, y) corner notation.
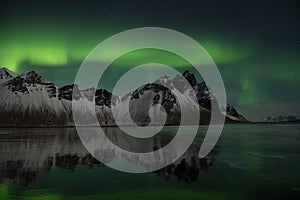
top-left (0, 67), bottom-right (247, 126)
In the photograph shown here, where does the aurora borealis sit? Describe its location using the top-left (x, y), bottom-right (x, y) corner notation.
top-left (0, 0), bottom-right (299, 119)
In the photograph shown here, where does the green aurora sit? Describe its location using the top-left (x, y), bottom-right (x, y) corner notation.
top-left (0, 0), bottom-right (299, 119)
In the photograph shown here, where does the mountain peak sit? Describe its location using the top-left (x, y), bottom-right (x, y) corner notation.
top-left (182, 70), bottom-right (197, 87)
top-left (0, 67), bottom-right (17, 81)
top-left (20, 70), bottom-right (49, 84)
top-left (21, 70), bottom-right (40, 76)
top-left (172, 70), bottom-right (197, 93)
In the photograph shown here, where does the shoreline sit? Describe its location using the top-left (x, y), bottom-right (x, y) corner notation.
top-left (1, 121), bottom-right (299, 129)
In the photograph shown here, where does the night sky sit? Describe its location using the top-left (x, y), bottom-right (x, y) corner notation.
top-left (1, 0), bottom-right (299, 119)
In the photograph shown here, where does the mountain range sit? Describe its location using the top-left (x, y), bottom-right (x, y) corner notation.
top-left (0, 67), bottom-right (246, 127)
top-left (255, 115), bottom-right (300, 123)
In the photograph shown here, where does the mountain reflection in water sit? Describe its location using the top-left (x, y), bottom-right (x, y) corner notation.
top-left (0, 128), bottom-right (218, 187)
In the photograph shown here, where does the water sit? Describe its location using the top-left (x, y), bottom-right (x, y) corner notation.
top-left (0, 123), bottom-right (299, 199)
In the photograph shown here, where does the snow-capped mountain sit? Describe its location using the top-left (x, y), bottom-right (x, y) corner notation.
top-left (0, 67), bottom-right (247, 126)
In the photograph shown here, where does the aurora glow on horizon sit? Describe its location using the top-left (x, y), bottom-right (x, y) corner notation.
top-left (0, 0), bottom-right (299, 119)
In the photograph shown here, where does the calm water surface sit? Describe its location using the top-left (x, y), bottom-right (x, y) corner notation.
top-left (0, 123), bottom-right (299, 200)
